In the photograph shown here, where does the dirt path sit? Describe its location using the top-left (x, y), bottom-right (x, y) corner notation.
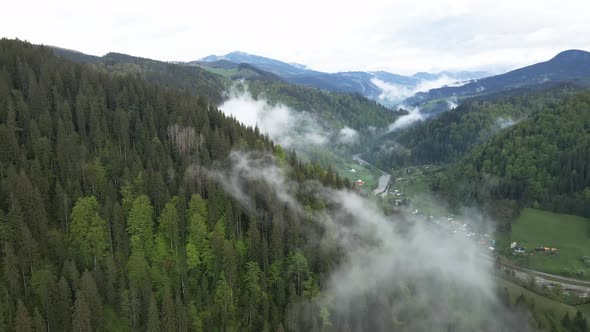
top-left (495, 258), bottom-right (590, 298)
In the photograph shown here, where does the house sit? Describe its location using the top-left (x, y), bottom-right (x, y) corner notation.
top-left (356, 179), bottom-right (364, 186)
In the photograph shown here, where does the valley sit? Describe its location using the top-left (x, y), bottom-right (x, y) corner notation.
top-left (1, 20), bottom-right (590, 331)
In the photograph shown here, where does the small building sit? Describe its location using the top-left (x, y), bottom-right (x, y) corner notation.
top-left (356, 179), bottom-right (364, 186)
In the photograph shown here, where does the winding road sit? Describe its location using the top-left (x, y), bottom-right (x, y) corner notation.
top-left (352, 153), bottom-right (391, 195)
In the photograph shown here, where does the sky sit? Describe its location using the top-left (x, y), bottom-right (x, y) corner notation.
top-left (2, 0), bottom-right (589, 75)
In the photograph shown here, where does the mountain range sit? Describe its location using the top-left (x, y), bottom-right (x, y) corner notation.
top-left (51, 46), bottom-right (590, 113)
top-left (190, 51), bottom-right (490, 106)
top-left (192, 50), bottom-right (590, 113)
top-left (406, 49), bottom-right (590, 107)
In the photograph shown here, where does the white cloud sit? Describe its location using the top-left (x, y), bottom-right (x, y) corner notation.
top-left (219, 86), bottom-right (329, 148)
top-left (447, 99), bottom-right (458, 109)
top-left (372, 76), bottom-right (468, 103)
top-left (496, 117), bottom-right (518, 129)
top-left (387, 107), bottom-right (424, 132)
top-left (338, 126), bottom-right (359, 145)
top-left (203, 151), bottom-right (529, 330)
top-left (1, 0), bottom-right (588, 75)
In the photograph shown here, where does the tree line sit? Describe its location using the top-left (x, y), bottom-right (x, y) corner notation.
top-left (0, 39), bottom-right (351, 331)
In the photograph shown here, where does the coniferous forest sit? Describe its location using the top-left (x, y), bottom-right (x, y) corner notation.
top-left (1, 36), bottom-right (590, 332)
top-left (0, 39), bottom-right (359, 331)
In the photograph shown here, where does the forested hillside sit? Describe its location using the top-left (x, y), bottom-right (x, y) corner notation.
top-left (53, 47), bottom-right (400, 133)
top-left (53, 48), bottom-right (228, 104)
top-left (245, 80), bottom-right (400, 130)
top-left (364, 85), bottom-right (580, 169)
top-left (0, 39), bottom-right (352, 331)
top-left (435, 90), bottom-right (590, 218)
top-left (407, 49), bottom-right (590, 106)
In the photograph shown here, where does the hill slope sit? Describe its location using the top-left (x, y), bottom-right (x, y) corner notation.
top-left (52, 47), bottom-right (399, 133)
top-left (0, 37), bottom-right (360, 332)
top-left (198, 51), bottom-right (488, 104)
top-left (408, 50), bottom-right (590, 106)
top-left (435, 90), bottom-right (590, 218)
top-left (364, 84), bottom-right (582, 169)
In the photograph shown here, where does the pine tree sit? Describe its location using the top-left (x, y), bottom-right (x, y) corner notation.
top-left (69, 196), bottom-right (109, 268)
top-left (158, 196), bottom-right (180, 256)
top-left (161, 287), bottom-right (176, 332)
top-left (146, 293), bottom-right (161, 332)
top-left (55, 277), bottom-right (72, 331)
top-left (80, 271), bottom-right (102, 329)
top-left (15, 300), bottom-right (32, 332)
top-left (127, 195), bottom-right (154, 255)
top-left (32, 307), bottom-right (45, 332)
top-left (72, 291), bottom-right (92, 332)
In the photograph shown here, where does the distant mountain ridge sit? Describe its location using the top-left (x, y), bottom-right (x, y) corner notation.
top-left (407, 49), bottom-right (590, 105)
top-left (194, 51), bottom-right (490, 105)
top-left (196, 51), bottom-right (318, 77)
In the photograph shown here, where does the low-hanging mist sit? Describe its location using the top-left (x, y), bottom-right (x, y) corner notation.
top-left (205, 150), bottom-right (531, 331)
top-left (386, 106), bottom-right (424, 133)
top-left (372, 76), bottom-right (468, 104)
top-left (219, 86), bottom-right (360, 149)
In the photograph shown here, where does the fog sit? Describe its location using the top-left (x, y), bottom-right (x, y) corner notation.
top-left (337, 126), bottom-right (359, 145)
top-left (447, 99), bottom-right (459, 109)
top-left (219, 87), bottom-right (328, 148)
top-left (386, 107), bottom-right (424, 133)
top-left (496, 117), bottom-right (518, 129)
top-left (205, 150), bottom-right (531, 331)
top-left (219, 86), bottom-right (360, 148)
top-left (372, 75), bottom-right (468, 104)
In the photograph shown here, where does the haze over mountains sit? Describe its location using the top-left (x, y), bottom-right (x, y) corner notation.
top-left (407, 49), bottom-right (590, 106)
top-left (190, 49), bottom-right (590, 112)
top-left (50, 44), bottom-right (590, 115)
top-left (2, 33), bottom-right (590, 332)
top-left (191, 51), bottom-right (490, 106)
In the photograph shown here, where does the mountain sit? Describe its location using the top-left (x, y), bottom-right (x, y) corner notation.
top-left (189, 60), bottom-right (285, 82)
top-left (51, 47), bottom-right (229, 103)
top-left (0, 38), bottom-right (363, 332)
top-left (50, 47), bottom-right (399, 134)
top-left (407, 50), bottom-right (590, 106)
top-left (363, 84), bottom-right (582, 170)
top-left (372, 71), bottom-right (420, 85)
top-left (436, 89), bottom-right (590, 219)
top-left (1, 38), bottom-right (585, 332)
top-left (411, 70), bottom-right (491, 82)
top-left (197, 51), bottom-right (489, 106)
top-left (197, 51), bottom-right (316, 77)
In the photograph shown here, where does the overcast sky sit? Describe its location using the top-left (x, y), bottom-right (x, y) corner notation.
top-left (2, 0), bottom-right (589, 75)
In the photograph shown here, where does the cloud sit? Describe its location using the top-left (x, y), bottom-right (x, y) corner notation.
top-left (496, 117), bottom-right (517, 129)
top-left (447, 99), bottom-right (458, 109)
top-left (386, 107), bottom-right (424, 132)
top-left (2, 0), bottom-right (589, 75)
top-left (219, 87), bottom-right (329, 148)
top-left (372, 75), bottom-right (468, 104)
top-left (204, 150), bottom-right (531, 331)
top-left (204, 151), bottom-right (302, 213)
top-left (337, 126), bottom-right (359, 145)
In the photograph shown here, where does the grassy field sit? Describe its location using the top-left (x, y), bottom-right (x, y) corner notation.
top-left (387, 165), bottom-right (450, 216)
top-left (197, 66), bottom-right (239, 77)
top-left (332, 156), bottom-right (380, 193)
top-left (497, 278), bottom-right (582, 317)
top-left (297, 147), bottom-right (381, 193)
top-left (510, 208), bottom-right (590, 278)
top-left (576, 303), bottom-right (590, 317)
